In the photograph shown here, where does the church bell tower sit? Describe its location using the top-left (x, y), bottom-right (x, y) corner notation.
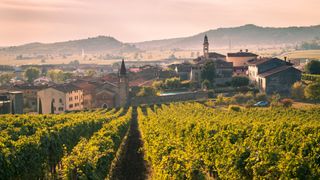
top-left (119, 59), bottom-right (129, 107)
top-left (203, 35), bottom-right (209, 59)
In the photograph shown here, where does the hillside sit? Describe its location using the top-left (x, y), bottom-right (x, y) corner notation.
top-left (135, 24), bottom-right (320, 50)
top-left (0, 36), bottom-right (139, 55)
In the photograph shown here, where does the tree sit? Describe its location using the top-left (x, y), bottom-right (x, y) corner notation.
top-left (304, 82), bottom-right (320, 101)
top-left (137, 87), bottom-right (156, 97)
top-left (25, 67), bottom-right (40, 83)
top-left (201, 79), bottom-right (211, 90)
top-left (47, 70), bottom-right (73, 83)
top-left (38, 98), bottom-right (42, 114)
top-left (152, 80), bottom-right (165, 91)
top-left (231, 76), bottom-right (249, 87)
top-left (86, 70), bottom-right (97, 77)
top-left (0, 73), bottom-right (14, 85)
top-left (291, 82), bottom-right (305, 100)
top-left (164, 77), bottom-right (181, 89)
top-left (305, 60), bottom-right (320, 74)
top-left (201, 61), bottom-right (216, 84)
top-left (280, 98), bottom-right (294, 108)
top-left (255, 92), bottom-right (267, 101)
top-left (11, 100), bottom-right (15, 114)
top-left (69, 60), bottom-right (80, 66)
top-left (51, 99), bottom-right (54, 114)
top-left (270, 93), bottom-right (281, 107)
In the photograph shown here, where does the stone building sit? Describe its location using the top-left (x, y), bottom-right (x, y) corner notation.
top-left (248, 58), bottom-right (301, 94)
top-left (190, 35), bottom-right (233, 86)
top-left (13, 84), bottom-right (48, 113)
top-left (72, 59), bottom-right (129, 109)
top-left (227, 50), bottom-right (258, 75)
top-left (0, 90), bottom-right (23, 114)
top-left (168, 62), bottom-right (192, 80)
top-left (37, 84), bottom-right (84, 114)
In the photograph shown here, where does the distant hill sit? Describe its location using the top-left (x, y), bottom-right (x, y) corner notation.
top-left (134, 24), bottom-right (320, 50)
top-left (0, 36), bottom-right (139, 55)
top-left (2, 24), bottom-right (320, 55)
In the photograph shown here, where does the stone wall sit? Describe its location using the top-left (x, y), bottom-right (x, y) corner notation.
top-left (131, 91), bottom-right (208, 106)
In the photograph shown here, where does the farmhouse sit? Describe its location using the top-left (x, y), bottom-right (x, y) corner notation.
top-left (37, 84), bottom-right (84, 114)
top-left (0, 90), bottom-right (23, 114)
top-left (227, 50), bottom-right (258, 75)
top-left (248, 58), bottom-right (301, 94)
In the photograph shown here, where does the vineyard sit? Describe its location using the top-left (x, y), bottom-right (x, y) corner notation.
top-left (1, 103), bottom-right (320, 179)
top-left (0, 108), bottom-right (132, 179)
top-left (138, 103), bottom-right (320, 179)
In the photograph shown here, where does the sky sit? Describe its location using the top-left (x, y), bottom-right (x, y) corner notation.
top-left (0, 0), bottom-right (320, 46)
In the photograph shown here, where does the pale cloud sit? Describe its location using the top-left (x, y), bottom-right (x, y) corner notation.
top-left (0, 0), bottom-right (319, 46)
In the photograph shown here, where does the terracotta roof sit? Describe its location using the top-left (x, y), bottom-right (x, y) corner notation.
top-left (52, 84), bottom-right (81, 93)
top-left (258, 66), bottom-right (300, 78)
top-left (249, 58), bottom-right (294, 67)
top-left (193, 59), bottom-right (232, 68)
top-left (227, 52), bottom-right (258, 57)
top-left (101, 74), bottom-right (118, 84)
top-left (72, 81), bottom-right (97, 92)
top-left (247, 58), bottom-right (274, 65)
top-left (14, 83), bottom-right (48, 90)
top-left (214, 59), bottom-right (233, 68)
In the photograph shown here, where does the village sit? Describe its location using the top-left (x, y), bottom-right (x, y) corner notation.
top-left (0, 35), bottom-right (319, 114)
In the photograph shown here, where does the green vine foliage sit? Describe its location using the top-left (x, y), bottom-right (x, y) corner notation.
top-left (0, 108), bottom-right (126, 179)
top-left (61, 107), bottom-right (132, 179)
top-left (138, 103), bottom-right (320, 179)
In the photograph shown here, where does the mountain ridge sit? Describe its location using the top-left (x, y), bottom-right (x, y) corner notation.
top-left (134, 24), bottom-right (320, 50)
top-left (2, 24), bottom-right (320, 54)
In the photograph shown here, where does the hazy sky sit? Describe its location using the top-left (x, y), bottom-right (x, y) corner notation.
top-left (0, 0), bottom-right (320, 46)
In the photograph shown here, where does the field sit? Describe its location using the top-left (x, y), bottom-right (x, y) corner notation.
top-left (0, 48), bottom-right (299, 66)
top-left (280, 50), bottom-right (320, 59)
top-left (1, 103), bottom-right (320, 179)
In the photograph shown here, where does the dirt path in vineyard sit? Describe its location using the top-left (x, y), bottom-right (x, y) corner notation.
top-left (111, 107), bottom-right (148, 180)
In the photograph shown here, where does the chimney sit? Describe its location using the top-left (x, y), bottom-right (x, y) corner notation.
top-left (240, 49), bottom-right (243, 52)
top-left (246, 49), bottom-right (248, 52)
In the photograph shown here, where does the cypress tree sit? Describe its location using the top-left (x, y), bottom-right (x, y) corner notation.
top-left (38, 98), bottom-right (42, 114)
top-left (11, 100), bottom-right (15, 114)
top-left (51, 99), bottom-right (54, 114)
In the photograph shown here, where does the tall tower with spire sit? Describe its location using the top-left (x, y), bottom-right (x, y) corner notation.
top-left (203, 35), bottom-right (209, 59)
top-left (118, 59), bottom-right (129, 106)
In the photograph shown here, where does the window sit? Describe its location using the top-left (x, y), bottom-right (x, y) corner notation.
top-left (75, 103), bottom-right (79, 107)
top-left (69, 104), bottom-right (73, 108)
top-left (59, 98), bottom-right (63, 103)
top-left (58, 107), bottom-right (64, 111)
top-left (52, 98), bottom-right (55, 103)
top-left (69, 97), bottom-right (73, 101)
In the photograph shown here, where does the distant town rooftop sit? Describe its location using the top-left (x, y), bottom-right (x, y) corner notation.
top-left (51, 84), bottom-right (81, 93)
top-left (227, 51), bottom-right (258, 57)
top-left (247, 57), bottom-right (292, 66)
top-left (259, 66), bottom-right (301, 78)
